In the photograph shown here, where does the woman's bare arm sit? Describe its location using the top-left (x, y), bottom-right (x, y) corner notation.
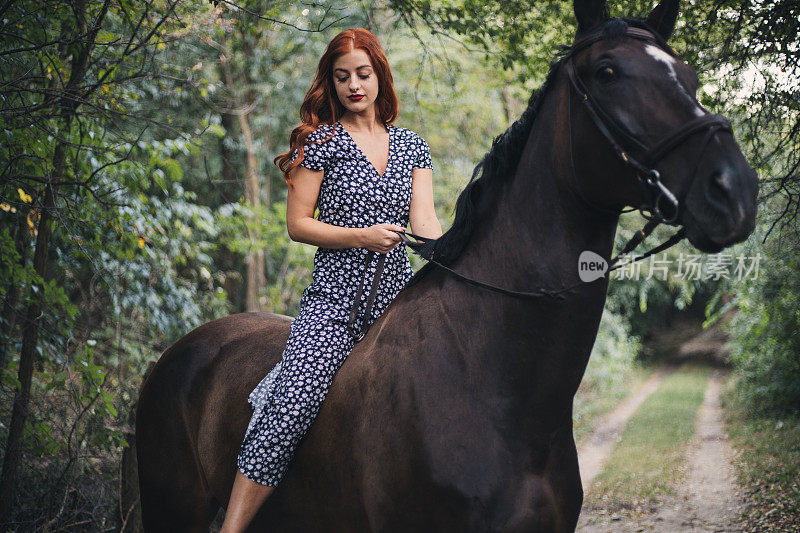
top-left (286, 165), bottom-right (364, 248)
top-left (408, 167), bottom-right (443, 239)
top-left (286, 165), bottom-right (403, 252)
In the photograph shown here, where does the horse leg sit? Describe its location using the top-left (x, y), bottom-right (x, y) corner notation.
top-left (544, 421), bottom-right (583, 532)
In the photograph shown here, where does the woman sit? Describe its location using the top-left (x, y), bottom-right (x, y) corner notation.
top-left (220, 28), bottom-right (442, 532)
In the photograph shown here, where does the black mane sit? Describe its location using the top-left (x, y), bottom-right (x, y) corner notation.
top-left (406, 17), bottom-right (664, 288)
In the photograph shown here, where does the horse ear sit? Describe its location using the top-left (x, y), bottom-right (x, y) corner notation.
top-left (574, 0), bottom-right (608, 35)
top-left (645, 0), bottom-right (680, 40)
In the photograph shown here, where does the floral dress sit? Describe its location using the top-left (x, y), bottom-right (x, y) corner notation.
top-left (236, 120), bottom-right (434, 486)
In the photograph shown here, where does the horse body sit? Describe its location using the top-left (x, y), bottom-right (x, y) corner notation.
top-left (137, 75), bottom-right (618, 531)
top-left (135, 1), bottom-right (759, 530)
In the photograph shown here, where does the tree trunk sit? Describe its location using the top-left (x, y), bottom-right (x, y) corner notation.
top-left (238, 104), bottom-right (267, 312)
top-left (220, 48), bottom-right (267, 313)
top-left (0, 215), bottom-right (30, 371)
top-left (261, 96), bottom-right (272, 214)
top-left (0, 177), bottom-right (58, 523)
top-left (218, 112), bottom-right (245, 310)
top-left (220, 111), bottom-right (237, 187)
top-left (501, 86), bottom-right (514, 126)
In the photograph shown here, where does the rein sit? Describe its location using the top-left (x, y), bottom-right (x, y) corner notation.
top-left (342, 26), bottom-right (730, 342)
top-left (343, 224), bottom-right (682, 341)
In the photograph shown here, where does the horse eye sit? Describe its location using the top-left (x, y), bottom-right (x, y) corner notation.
top-left (596, 66), bottom-right (616, 82)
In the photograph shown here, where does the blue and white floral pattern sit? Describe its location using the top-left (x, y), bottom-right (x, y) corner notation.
top-left (237, 120), bottom-right (433, 486)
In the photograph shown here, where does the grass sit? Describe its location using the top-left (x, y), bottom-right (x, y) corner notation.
top-left (583, 362), bottom-right (710, 515)
top-left (723, 382), bottom-right (800, 532)
top-left (573, 364), bottom-right (653, 443)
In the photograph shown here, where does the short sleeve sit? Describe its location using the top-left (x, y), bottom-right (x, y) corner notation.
top-left (289, 128), bottom-right (332, 172)
top-left (413, 136), bottom-right (433, 171)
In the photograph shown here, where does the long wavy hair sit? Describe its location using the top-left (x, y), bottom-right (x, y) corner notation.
top-left (274, 28), bottom-right (399, 188)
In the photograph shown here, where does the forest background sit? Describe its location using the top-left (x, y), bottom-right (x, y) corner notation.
top-left (0, 0), bottom-right (797, 530)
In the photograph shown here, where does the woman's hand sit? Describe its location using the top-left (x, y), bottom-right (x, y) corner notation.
top-left (360, 223), bottom-right (405, 253)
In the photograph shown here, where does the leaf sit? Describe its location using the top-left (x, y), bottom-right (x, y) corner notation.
top-left (1, 370), bottom-right (22, 392)
top-left (26, 210), bottom-right (39, 235)
top-left (102, 391), bottom-right (118, 417)
top-left (17, 188), bottom-right (32, 203)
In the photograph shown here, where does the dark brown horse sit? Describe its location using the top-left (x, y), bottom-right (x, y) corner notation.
top-left (133, 0), bottom-right (758, 530)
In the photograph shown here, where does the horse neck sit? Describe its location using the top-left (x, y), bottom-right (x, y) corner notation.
top-left (438, 78), bottom-right (622, 419)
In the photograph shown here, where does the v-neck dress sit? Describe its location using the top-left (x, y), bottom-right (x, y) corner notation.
top-left (237, 120), bottom-right (433, 486)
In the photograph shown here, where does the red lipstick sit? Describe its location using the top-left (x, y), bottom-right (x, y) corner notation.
top-left (348, 94), bottom-right (364, 101)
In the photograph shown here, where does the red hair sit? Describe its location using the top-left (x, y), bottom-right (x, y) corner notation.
top-left (274, 28), bottom-right (399, 188)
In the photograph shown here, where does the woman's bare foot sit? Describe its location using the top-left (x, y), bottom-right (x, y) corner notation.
top-left (219, 469), bottom-right (276, 533)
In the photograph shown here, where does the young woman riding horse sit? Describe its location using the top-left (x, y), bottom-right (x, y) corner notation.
top-left (219, 28), bottom-right (443, 532)
top-left (133, 0), bottom-right (757, 530)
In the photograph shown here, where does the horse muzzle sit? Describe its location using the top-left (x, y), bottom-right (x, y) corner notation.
top-left (679, 135), bottom-right (759, 253)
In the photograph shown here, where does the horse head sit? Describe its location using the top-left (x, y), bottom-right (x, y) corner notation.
top-left (568, 0), bottom-right (758, 254)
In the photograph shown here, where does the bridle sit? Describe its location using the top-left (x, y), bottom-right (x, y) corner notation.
top-left (343, 25), bottom-right (734, 341)
top-left (564, 26), bottom-right (732, 228)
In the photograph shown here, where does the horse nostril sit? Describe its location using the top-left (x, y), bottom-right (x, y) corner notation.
top-left (708, 170), bottom-right (732, 200)
top-left (704, 168), bottom-right (749, 230)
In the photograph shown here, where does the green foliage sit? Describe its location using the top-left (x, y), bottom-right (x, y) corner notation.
top-left (583, 306), bottom-right (642, 392)
top-left (0, 0), bottom-right (238, 526)
top-left (74, 343), bottom-right (128, 448)
top-left (390, 0), bottom-right (573, 89)
top-left (604, 217), bottom-right (704, 343)
top-left (723, 239), bottom-right (800, 415)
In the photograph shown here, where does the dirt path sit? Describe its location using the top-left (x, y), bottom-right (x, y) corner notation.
top-left (577, 364), bottom-right (677, 488)
top-left (577, 370), bottom-right (742, 532)
top-left (643, 370), bottom-right (742, 531)
top-left (576, 315), bottom-right (743, 532)
top-left (576, 316), bottom-right (708, 490)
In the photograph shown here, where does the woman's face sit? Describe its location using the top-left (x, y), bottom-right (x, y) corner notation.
top-left (332, 48), bottom-right (380, 116)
